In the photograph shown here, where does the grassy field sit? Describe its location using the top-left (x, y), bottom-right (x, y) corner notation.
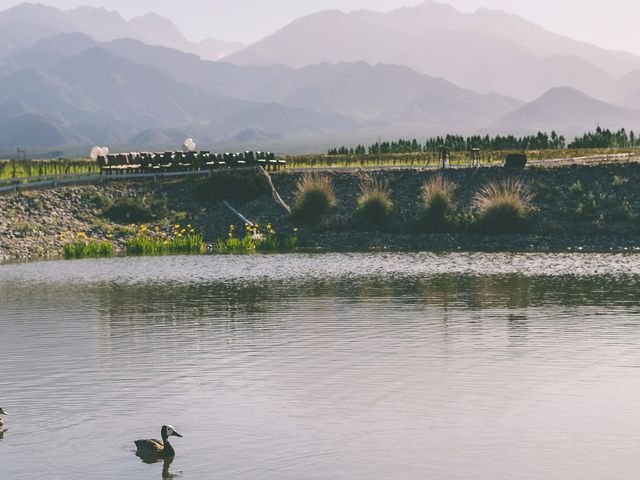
top-left (0, 159), bottom-right (99, 181)
top-left (284, 148), bottom-right (640, 169)
top-left (2, 147), bottom-right (640, 183)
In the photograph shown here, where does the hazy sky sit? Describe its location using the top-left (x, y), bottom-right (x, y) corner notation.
top-left (0, 0), bottom-right (638, 54)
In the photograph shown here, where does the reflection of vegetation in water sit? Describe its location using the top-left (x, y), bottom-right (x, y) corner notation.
top-left (12, 270), bottom-right (640, 356)
top-left (89, 274), bottom-right (640, 321)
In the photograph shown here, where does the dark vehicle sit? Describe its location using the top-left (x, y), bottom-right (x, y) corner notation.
top-left (504, 153), bottom-right (527, 169)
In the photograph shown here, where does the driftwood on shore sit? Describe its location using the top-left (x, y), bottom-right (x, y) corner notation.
top-left (223, 200), bottom-right (254, 227)
top-left (258, 166), bottom-right (291, 215)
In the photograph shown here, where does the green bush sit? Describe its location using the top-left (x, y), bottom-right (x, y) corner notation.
top-left (87, 192), bottom-right (112, 210)
top-left (612, 176), bottom-right (628, 188)
top-left (291, 174), bottom-right (336, 223)
top-left (196, 170), bottom-right (269, 202)
top-left (473, 178), bottom-right (533, 234)
top-left (217, 224), bottom-right (298, 254)
top-left (126, 234), bottom-right (205, 256)
top-left (418, 175), bottom-right (457, 232)
top-left (356, 177), bottom-right (393, 226)
top-left (125, 224), bottom-right (206, 256)
top-left (63, 234), bottom-right (113, 259)
top-left (570, 180), bottom-right (583, 194)
top-left (102, 195), bottom-right (168, 224)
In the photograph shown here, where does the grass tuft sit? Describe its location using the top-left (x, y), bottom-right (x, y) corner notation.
top-left (291, 174), bottom-right (337, 223)
top-left (473, 178), bottom-right (534, 234)
top-left (418, 175), bottom-right (457, 232)
top-left (356, 177), bottom-right (394, 226)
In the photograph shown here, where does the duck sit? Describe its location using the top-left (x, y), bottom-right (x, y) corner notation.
top-left (135, 425), bottom-right (183, 459)
top-left (0, 407), bottom-right (7, 429)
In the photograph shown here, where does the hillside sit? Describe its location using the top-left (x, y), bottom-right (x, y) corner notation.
top-left (0, 47), bottom-right (363, 147)
top-left (248, 62), bottom-right (522, 128)
top-left (0, 34), bottom-right (526, 146)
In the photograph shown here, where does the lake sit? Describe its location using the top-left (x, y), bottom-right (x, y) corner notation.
top-left (2, 253), bottom-right (640, 479)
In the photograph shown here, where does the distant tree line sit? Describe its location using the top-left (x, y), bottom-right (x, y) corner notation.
top-left (327, 128), bottom-right (640, 155)
top-left (568, 127), bottom-right (638, 149)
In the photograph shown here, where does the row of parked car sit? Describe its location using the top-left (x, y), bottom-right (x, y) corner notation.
top-left (97, 150), bottom-right (285, 173)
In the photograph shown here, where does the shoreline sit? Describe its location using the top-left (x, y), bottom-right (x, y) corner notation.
top-left (3, 239), bottom-right (640, 268)
top-left (2, 161), bottom-right (640, 262)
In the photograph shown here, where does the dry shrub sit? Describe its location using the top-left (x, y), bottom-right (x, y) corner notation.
top-left (291, 174), bottom-right (337, 223)
top-left (356, 177), bottom-right (394, 226)
top-left (419, 175), bottom-right (457, 232)
top-left (473, 178), bottom-right (533, 234)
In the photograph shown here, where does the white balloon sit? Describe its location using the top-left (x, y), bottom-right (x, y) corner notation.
top-left (184, 138), bottom-right (196, 152)
top-left (100, 147), bottom-right (110, 157)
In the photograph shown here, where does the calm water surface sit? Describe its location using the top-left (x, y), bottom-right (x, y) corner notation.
top-left (2, 253), bottom-right (640, 479)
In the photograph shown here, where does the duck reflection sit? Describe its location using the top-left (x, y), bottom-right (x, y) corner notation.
top-left (0, 429), bottom-right (6, 440)
top-left (136, 454), bottom-right (182, 479)
top-left (161, 458), bottom-right (181, 480)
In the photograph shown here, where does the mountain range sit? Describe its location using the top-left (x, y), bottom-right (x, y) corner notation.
top-left (0, 3), bottom-right (245, 61)
top-left (226, 2), bottom-right (640, 103)
top-left (0, 1), bottom-right (639, 154)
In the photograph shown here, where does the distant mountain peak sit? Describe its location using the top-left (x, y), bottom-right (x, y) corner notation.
top-left (407, 1), bottom-right (457, 12)
top-left (0, 2), bottom-right (239, 62)
top-left (69, 5), bottom-right (122, 16)
top-left (536, 86), bottom-right (596, 103)
top-left (130, 12), bottom-right (182, 30)
top-left (7, 2), bottom-right (58, 13)
top-left (491, 86), bottom-right (640, 136)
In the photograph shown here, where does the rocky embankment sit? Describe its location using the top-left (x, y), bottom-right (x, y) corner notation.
top-left (1, 161), bottom-right (640, 261)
